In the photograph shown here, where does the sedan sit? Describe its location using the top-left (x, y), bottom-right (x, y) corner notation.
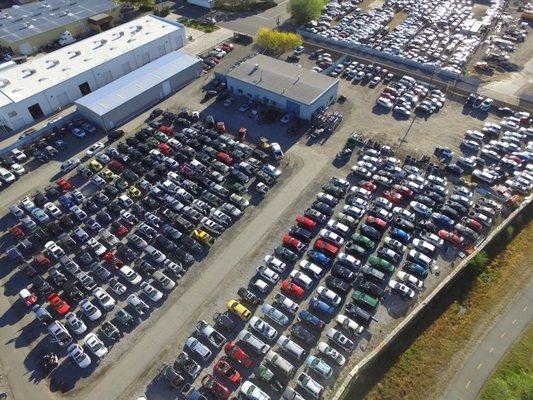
top-left (307, 355), bottom-right (333, 379)
top-left (68, 343), bottom-right (91, 368)
top-left (261, 304), bottom-right (289, 326)
top-left (140, 282), bottom-right (163, 302)
top-left (319, 229), bottom-right (345, 246)
top-left (84, 332), bottom-right (108, 358)
top-left (256, 265), bottom-right (279, 284)
top-left (438, 230), bottom-right (464, 246)
top-left (326, 328), bottom-right (354, 351)
top-left (281, 279), bottom-right (305, 299)
top-left (249, 317), bottom-right (277, 341)
top-left (86, 142), bottom-right (105, 157)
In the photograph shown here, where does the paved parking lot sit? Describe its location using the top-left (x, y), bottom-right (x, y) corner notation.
top-left (0, 40), bottom-right (529, 400)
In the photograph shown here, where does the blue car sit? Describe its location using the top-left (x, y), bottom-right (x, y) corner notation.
top-left (431, 212), bottom-right (455, 229)
top-left (391, 228), bottom-right (411, 244)
top-left (403, 262), bottom-right (428, 278)
top-left (307, 250), bottom-right (331, 267)
top-left (297, 310), bottom-right (325, 330)
top-left (309, 297), bottom-right (336, 317)
top-left (58, 195), bottom-right (74, 209)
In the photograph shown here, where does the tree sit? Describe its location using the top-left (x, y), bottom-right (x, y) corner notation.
top-left (288, 0), bottom-right (326, 25)
top-left (257, 28), bottom-right (303, 55)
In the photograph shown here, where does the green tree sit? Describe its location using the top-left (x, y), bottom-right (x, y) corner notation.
top-left (288, 0), bottom-right (326, 25)
top-left (257, 28), bottom-right (302, 55)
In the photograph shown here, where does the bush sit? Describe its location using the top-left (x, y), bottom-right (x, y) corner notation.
top-left (469, 251), bottom-right (490, 271)
top-left (288, 0), bottom-right (326, 25)
top-left (215, 0), bottom-right (276, 12)
top-left (154, 6), bottom-right (170, 17)
top-left (257, 28), bottom-right (302, 55)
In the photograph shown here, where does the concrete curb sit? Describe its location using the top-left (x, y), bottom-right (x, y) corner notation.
top-left (331, 195), bottom-right (532, 400)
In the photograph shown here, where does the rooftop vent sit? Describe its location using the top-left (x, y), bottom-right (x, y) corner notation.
top-left (112, 31), bottom-right (124, 40)
top-left (67, 50), bottom-right (81, 58)
top-left (21, 68), bottom-right (36, 78)
top-left (45, 59), bottom-right (59, 68)
top-left (38, 77), bottom-right (48, 82)
top-left (92, 39), bottom-right (107, 49)
top-left (129, 25), bottom-right (142, 34)
top-left (0, 79), bottom-right (9, 88)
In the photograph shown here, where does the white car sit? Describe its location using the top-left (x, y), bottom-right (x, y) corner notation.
top-left (68, 344), bottom-right (91, 368)
top-left (412, 239), bottom-right (436, 255)
top-left (388, 279), bottom-right (415, 299)
top-left (420, 232), bottom-right (444, 248)
top-left (319, 229), bottom-right (345, 246)
top-left (306, 355), bottom-right (333, 379)
top-left (261, 303), bottom-right (290, 326)
top-left (240, 381), bottom-right (270, 400)
top-left (299, 260), bottom-right (324, 279)
top-left (0, 167), bottom-right (16, 183)
top-left (185, 337), bottom-right (212, 361)
top-left (262, 164), bottom-right (281, 178)
top-left (263, 255), bottom-right (287, 273)
top-left (336, 252), bottom-right (360, 269)
top-left (87, 238), bottom-right (107, 256)
top-left (10, 148), bottom-right (27, 162)
top-left (127, 294), bottom-right (149, 315)
top-left (326, 328), bottom-right (354, 351)
top-left (297, 373), bottom-right (324, 399)
top-left (65, 312), bottom-right (87, 335)
top-left (237, 329), bottom-right (271, 354)
top-left (20, 196), bottom-right (35, 211)
top-left (44, 202), bottom-right (62, 218)
top-left (396, 271), bottom-right (424, 288)
top-left (249, 317), bottom-right (278, 341)
top-left (256, 265), bottom-right (279, 284)
top-left (316, 286), bottom-right (341, 307)
top-left (109, 278), bottom-right (127, 295)
top-left (60, 158), bottom-right (80, 172)
top-left (84, 332), bottom-right (108, 358)
top-left (343, 205), bottom-right (365, 219)
top-left (326, 220), bottom-right (349, 236)
top-left (144, 245), bottom-right (166, 263)
top-left (410, 201), bottom-right (432, 217)
top-left (119, 266), bottom-right (142, 285)
top-left (86, 142), bottom-right (105, 157)
top-left (140, 281), bottom-right (163, 302)
top-left (79, 298), bottom-right (102, 321)
top-left (31, 208), bottom-right (50, 224)
top-left (317, 341), bottom-right (345, 366)
top-left (44, 241), bottom-right (65, 258)
top-left (92, 287), bottom-right (115, 310)
top-left (95, 153), bottom-right (110, 164)
top-left (273, 293), bottom-right (299, 315)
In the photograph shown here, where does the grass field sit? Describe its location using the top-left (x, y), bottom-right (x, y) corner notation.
top-left (479, 326), bottom-right (533, 400)
top-left (358, 218), bottom-right (533, 400)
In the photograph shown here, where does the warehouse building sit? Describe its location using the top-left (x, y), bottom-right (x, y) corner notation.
top-left (0, 0), bottom-right (121, 55)
top-left (0, 16), bottom-right (187, 132)
top-left (75, 51), bottom-right (203, 130)
top-left (187, 0), bottom-right (215, 8)
top-left (225, 54), bottom-right (339, 120)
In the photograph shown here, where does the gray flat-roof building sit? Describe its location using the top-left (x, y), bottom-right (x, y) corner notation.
top-left (225, 54), bottom-right (339, 120)
top-left (0, 0), bottom-right (120, 55)
top-left (75, 51), bottom-right (203, 130)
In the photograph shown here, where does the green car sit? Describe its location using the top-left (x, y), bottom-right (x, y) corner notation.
top-left (114, 178), bottom-right (129, 190)
top-left (335, 212), bottom-right (357, 228)
top-left (153, 131), bottom-right (168, 142)
top-left (321, 184), bottom-right (345, 199)
top-left (274, 245), bottom-right (299, 263)
top-left (147, 137), bottom-right (160, 147)
top-left (352, 290), bottom-right (379, 309)
top-left (228, 181), bottom-right (247, 194)
top-left (368, 255), bottom-right (394, 273)
top-left (257, 170), bottom-right (276, 185)
top-left (345, 242), bottom-right (366, 257)
top-left (203, 146), bottom-right (218, 158)
top-left (351, 234), bottom-right (375, 250)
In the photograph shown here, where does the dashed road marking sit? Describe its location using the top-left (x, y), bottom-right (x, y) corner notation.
top-left (489, 347), bottom-right (494, 353)
top-left (466, 380), bottom-right (471, 389)
top-left (501, 332), bottom-right (507, 338)
top-left (512, 319), bottom-right (517, 325)
top-left (477, 363), bottom-right (483, 370)
top-left (523, 306), bottom-right (528, 312)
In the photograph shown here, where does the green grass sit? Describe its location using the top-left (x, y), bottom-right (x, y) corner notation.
top-left (479, 326), bottom-right (533, 400)
top-left (181, 19), bottom-right (219, 33)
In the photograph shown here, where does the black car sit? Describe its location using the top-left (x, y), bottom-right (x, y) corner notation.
top-left (84, 199), bottom-right (99, 212)
top-left (345, 303), bottom-right (375, 325)
top-left (48, 267), bottom-right (67, 286)
top-left (290, 324), bottom-right (315, 345)
top-left (214, 311), bottom-right (235, 332)
top-left (32, 228), bottom-right (48, 242)
top-left (180, 236), bottom-right (203, 255)
top-left (32, 276), bottom-right (53, 294)
top-left (45, 186), bottom-right (61, 199)
top-left (96, 210), bottom-right (112, 224)
top-left (414, 195), bottom-right (435, 208)
top-left (417, 219), bottom-right (437, 233)
top-left (238, 287), bottom-right (262, 306)
top-left (94, 192), bottom-right (110, 204)
top-left (141, 197), bottom-right (160, 211)
top-left (46, 221), bottom-right (63, 236)
top-left (129, 162), bottom-right (145, 175)
top-left (200, 192), bottom-right (223, 207)
top-left (61, 281), bottom-right (83, 302)
top-left (173, 216), bottom-right (195, 234)
top-left (304, 208), bottom-right (327, 223)
top-left (104, 184), bottom-right (120, 197)
top-left (325, 275), bottom-right (351, 294)
top-left (122, 169), bottom-right (139, 182)
top-left (33, 192), bottom-right (48, 207)
top-left (229, 168), bottom-right (249, 184)
top-left (156, 236), bottom-right (178, 253)
top-left (358, 280), bottom-right (386, 298)
top-left (312, 201), bottom-right (333, 216)
top-left (107, 201), bottom-right (121, 215)
top-left (175, 247), bottom-right (194, 266)
top-left (360, 224), bottom-right (381, 241)
top-left (126, 137), bottom-right (140, 147)
top-left (393, 217), bottom-right (414, 232)
top-left (440, 204), bottom-right (459, 219)
top-left (137, 260), bottom-right (156, 275)
top-left (181, 206), bottom-right (202, 224)
top-left (447, 201), bottom-right (468, 215)
top-left (289, 226), bottom-right (314, 243)
top-left (427, 191), bottom-right (445, 205)
top-left (76, 251), bottom-right (94, 266)
top-left (445, 164), bottom-right (464, 176)
top-left (332, 264), bottom-right (356, 282)
top-left (116, 244), bottom-right (136, 262)
top-left (59, 215), bottom-right (74, 229)
top-left (107, 130), bottom-right (124, 142)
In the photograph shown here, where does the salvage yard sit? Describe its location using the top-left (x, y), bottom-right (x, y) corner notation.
top-left (0, 38), bottom-right (529, 400)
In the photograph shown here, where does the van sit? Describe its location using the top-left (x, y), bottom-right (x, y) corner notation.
top-left (237, 329), bottom-right (270, 355)
top-left (276, 335), bottom-right (306, 361)
top-left (265, 350), bottom-right (296, 377)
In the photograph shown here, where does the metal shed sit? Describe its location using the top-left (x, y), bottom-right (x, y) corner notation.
top-left (75, 51), bottom-right (203, 131)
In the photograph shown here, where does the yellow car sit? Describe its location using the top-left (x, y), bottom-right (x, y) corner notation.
top-left (88, 160), bottom-right (103, 172)
top-left (127, 186), bottom-right (142, 199)
top-left (227, 299), bottom-right (252, 321)
top-left (100, 168), bottom-right (116, 182)
top-left (191, 228), bottom-right (214, 246)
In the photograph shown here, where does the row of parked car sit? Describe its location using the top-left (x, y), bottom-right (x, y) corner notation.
top-left (6, 109), bottom-right (283, 372)
top-left (304, 0), bottom-right (507, 74)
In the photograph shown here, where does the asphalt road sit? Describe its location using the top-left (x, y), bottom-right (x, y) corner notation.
top-left (443, 281), bottom-right (533, 400)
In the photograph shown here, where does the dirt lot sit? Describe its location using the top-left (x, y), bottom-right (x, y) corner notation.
top-left (0, 43), bottom-right (508, 400)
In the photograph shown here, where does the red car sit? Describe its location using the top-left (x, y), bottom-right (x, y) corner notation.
top-left (238, 127), bottom-right (247, 141)
top-left (19, 288), bottom-right (37, 307)
top-left (56, 178), bottom-right (73, 191)
top-left (221, 42), bottom-right (234, 51)
top-left (393, 184), bottom-right (414, 198)
top-left (33, 253), bottom-right (51, 268)
top-left (101, 251), bottom-right (115, 262)
top-left (314, 239), bottom-right (339, 257)
top-left (281, 279), bottom-right (305, 299)
top-left (359, 180), bottom-right (377, 193)
top-left (383, 190), bottom-right (403, 204)
top-left (201, 374), bottom-right (230, 399)
top-left (283, 234), bottom-right (306, 253)
top-left (462, 217), bottom-right (482, 232)
top-left (108, 160), bottom-right (124, 173)
top-left (217, 121), bottom-right (226, 133)
top-left (295, 214), bottom-right (317, 230)
top-left (217, 151), bottom-right (233, 166)
top-left (48, 292), bottom-right (70, 315)
top-left (366, 216), bottom-right (388, 230)
top-left (158, 143), bottom-right (173, 155)
top-left (112, 222), bottom-right (129, 237)
top-left (159, 125), bottom-right (173, 136)
top-left (9, 224), bottom-right (25, 239)
top-left (438, 229), bottom-right (464, 246)
top-left (224, 342), bottom-right (253, 367)
top-left (214, 357), bottom-right (241, 383)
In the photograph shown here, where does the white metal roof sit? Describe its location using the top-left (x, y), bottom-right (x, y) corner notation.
top-left (75, 51), bottom-right (202, 116)
top-left (0, 16), bottom-right (184, 108)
